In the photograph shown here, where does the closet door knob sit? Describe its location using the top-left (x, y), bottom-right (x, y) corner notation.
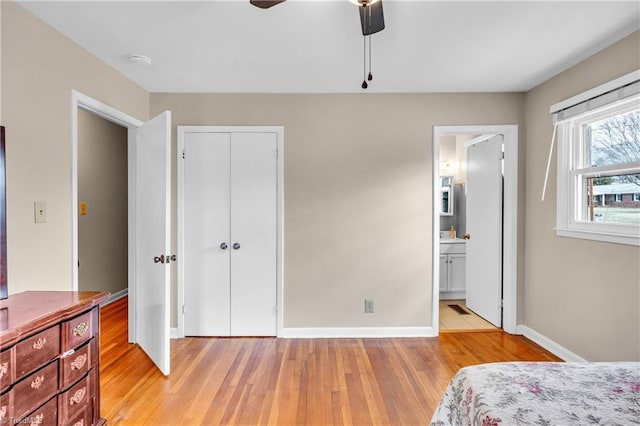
top-left (233, 243), bottom-right (240, 250)
top-left (220, 243), bottom-right (228, 250)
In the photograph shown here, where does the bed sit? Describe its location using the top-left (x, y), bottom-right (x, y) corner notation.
top-left (430, 362), bottom-right (640, 425)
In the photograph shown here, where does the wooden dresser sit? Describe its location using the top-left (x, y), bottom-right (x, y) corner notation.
top-left (0, 291), bottom-right (109, 426)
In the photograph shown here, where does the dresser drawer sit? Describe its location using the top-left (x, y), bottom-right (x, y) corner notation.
top-left (60, 340), bottom-right (93, 390)
top-left (15, 326), bottom-right (60, 379)
top-left (58, 370), bottom-right (92, 423)
top-left (14, 361), bottom-right (59, 420)
top-left (0, 346), bottom-right (14, 392)
top-left (19, 395), bottom-right (58, 426)
top-left (63, 399), bottom-right (93, 426)
top-left (62, 312), bottom-right (94, 352)
top-left (0, 388), bottom-right (13, 425)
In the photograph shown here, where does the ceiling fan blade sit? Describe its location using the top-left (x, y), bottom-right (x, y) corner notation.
top-left (359, 0), bottom-right (385, 36)
top-left (250, 0), bottom-right (286, 9)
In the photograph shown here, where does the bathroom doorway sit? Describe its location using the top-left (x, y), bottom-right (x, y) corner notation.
top-left (432, 125), bottom-right (518, 335)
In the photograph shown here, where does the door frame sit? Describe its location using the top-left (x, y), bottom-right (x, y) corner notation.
top-left (432, 125), bottom-right (518, 334)
top-left (176, 126), bottom-right (284, 338)
top-left (71, 90), bottom-right (143, 343)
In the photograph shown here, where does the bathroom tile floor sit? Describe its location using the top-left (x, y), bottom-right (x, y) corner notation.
top-left (439, 299), bottom-right (498, 331)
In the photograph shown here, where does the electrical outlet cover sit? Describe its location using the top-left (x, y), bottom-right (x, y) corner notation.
top-left (364, 299), bottom-right (374, 313)
top-left (34, 201), bottom-right (47, 223)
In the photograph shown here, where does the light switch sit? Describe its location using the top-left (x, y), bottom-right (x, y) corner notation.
top-left (34, 201), bottom-right (47, 223)
top-left (79, 202), bottom-right (87, 216)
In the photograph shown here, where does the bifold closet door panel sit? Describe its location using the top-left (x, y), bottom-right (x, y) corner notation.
top-left (230, 132), bottom-right (277, 336)
top-left (184, 132), bottom-right (232, 336)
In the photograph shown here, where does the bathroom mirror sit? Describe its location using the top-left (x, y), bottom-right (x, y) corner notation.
top-left (440, 176), bottom-right (454, 216)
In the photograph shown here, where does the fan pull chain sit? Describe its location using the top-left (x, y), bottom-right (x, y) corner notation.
top-left (362, 35), bottom-right (368, 89)
top-left (367, 5), bottom-right (373, 82)
top-left (368, 35), bottom-right (373, 82)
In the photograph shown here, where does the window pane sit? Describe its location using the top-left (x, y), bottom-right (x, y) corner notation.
top-left (586, 173), bottom-right (640, 224)
top-left (586, 109), bottom-right (640, 167)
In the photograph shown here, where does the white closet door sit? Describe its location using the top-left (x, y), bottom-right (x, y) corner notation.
top-left (229, 132), bottom-right (277, 336)
top-left (184, 132), bottom-right (232, 336)
top-left (466, 135), bottom-right (503, 327)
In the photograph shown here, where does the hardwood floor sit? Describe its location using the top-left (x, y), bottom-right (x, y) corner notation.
top-left (100, 297), bottom-right (561, 425)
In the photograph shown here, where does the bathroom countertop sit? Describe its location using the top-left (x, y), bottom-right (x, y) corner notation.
top-left (440, 238), bottom-right (466, 244)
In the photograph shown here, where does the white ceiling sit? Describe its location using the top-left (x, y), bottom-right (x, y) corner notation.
top-left (17, 0), bottom-right (640, 93)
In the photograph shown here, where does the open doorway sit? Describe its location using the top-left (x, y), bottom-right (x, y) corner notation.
top-left (437, 134), bottom-right (500, 331)
top-left (77, 109), bottom-right (129, 300)
top-left (432, 125), bottom-right (518, 335)
top-left (71, 91), bottom-right (143, 346)
top-left (71, 90), bottom-right (172, 375)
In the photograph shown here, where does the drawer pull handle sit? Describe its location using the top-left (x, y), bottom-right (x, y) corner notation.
top-left (70, 387), bottom-right (86, 405)
top-left (72, 420), bottom-right (85, 426)
top-left (31, 375), bottom-right (45, 389)
top-left (62, 349), bottom-right (75, 358)
top-left (71, 354), bottom-right (88, 370)
top-left (32, 337), bottom-right (47, 350)
top-left (0, 362), bottom-right (7, 379)
top-left (73, 321), bottom-right (89, 337)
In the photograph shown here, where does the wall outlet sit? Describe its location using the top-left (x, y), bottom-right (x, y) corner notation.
top-left (364, 299), bottom-right (374, 313)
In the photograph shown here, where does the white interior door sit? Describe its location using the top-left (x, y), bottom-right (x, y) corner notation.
top-left (184, 132), bottom-right (232, 336)
top-left (135, 111), bottom-right (171, 375)
top-left (466, 135), bottom-right (503, 327)
top-left (230, 133), bottom-right (277, 336)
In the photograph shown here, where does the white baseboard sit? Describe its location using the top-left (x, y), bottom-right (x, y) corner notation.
top-left (170, 328), bottom-right (179, 339)
top-left (101, 288), bottom-right (128, 306)
top-left (279, 326), bottom-right (436, 339)
top-left (517, 325), bottom-right (586, 362)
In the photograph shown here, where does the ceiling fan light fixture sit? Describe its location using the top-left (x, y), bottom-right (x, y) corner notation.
top-left (348, 0), bottom-right (381, 6)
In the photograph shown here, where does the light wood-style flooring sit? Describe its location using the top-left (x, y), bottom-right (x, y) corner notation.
top-left (439, 299), bottom-right (497, 331)
top-left (100, 297), bottom-right (561, 425)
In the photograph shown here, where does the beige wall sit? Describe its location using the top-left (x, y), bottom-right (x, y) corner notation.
top-left (438, 134), bottom-right (470, 184)
top-left (455, 135), bottom-right (471, 184)
top-left (77, 109), bottom-right (128, 295)
top-left (1, 2), bottom-right (149, 294)
top-left (151, 93), bottom-right (524, 328)
top-left (523, 31), bottom-right (640, 361)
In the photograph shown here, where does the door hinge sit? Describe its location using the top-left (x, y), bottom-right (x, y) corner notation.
top-left (275, 149), bottom-right (279, 160)
top-left (499, 299), bottom-right (504, 308)
top-left (182, 305), bottom-right (186, 314)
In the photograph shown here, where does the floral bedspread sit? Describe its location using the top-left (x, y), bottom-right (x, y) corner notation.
top-left (430, 362), bottom-right (640, 426)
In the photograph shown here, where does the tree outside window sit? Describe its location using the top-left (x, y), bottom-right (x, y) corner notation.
top-left (584, 109), bottom-right (640, 224)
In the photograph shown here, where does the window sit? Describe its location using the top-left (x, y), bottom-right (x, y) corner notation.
top-left (554, 76), bottom-right (640, 246)
top-left (634, 193), bottom-right (640, 202)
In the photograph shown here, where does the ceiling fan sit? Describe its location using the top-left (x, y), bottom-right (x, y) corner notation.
top-left (249, 0), bottom-right (385, 36)
top-left (249, 0), bottom-right (386, 88)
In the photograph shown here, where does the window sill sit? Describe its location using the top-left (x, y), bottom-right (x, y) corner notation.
top-left (555, 227), bottom-right (640, 246)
